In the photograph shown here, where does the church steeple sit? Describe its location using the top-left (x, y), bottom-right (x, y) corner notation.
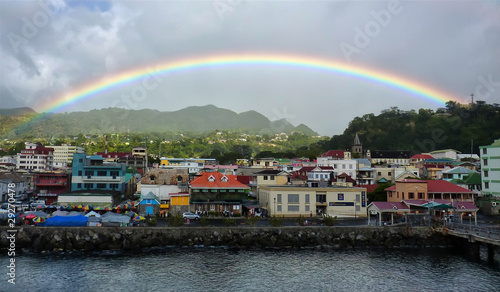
top-left (352, 133), bottom-right (362, 156)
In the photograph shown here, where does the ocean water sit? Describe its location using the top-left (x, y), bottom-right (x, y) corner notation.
top-left (3, 247), bottom-right (500, 292)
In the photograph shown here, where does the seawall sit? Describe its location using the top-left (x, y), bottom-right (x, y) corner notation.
top-left (1, 226), bottom-right (450, 253)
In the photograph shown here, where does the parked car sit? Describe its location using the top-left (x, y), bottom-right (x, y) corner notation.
top-left (182, 212), bottom-right (200, 220)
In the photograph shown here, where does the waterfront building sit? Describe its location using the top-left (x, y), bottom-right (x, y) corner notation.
top-left (51, 144), bottom-right (84, 168)
top-left (385, 179), bottom-right (475, 202)
top-left (71, 153), bottom-right (127, 193)
top-left (258, 185), bottom-right (367, 217)
top-left (189, 171), bottom-right (250, 215)
top-left (139, 168), bottom-right (189, 214)
top-left (137, 191), bottom-right (161, 216)
top-left (16, 143), bottom-right (54, 171)
top-left (32, 172), bottom-right (71, 205)
top-left (0, 171), bottom-right (30, 202)
top-left (480, 139), bottom-right (500, 198)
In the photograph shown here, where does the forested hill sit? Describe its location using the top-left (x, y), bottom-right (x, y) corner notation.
top-left (0, 105), bottom-right (318, 138)
top-left (317, 101), bottom-right (500, 154)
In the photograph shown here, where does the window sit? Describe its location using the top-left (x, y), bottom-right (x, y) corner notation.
top-left (483, 148), bottom-right (487, 154)
top-left (356, 194), bottom-right (360, 203)
top-left (288, 205), bottom-right (299, 212)
top-left (277, 205), bottom-right (282, 212)
top-left (378, 172), bottom-right (381, 176)
top-left (85, 170), bottom-right (93, 176)
top-left (98, 171), bottom-right (107, 176)
top-left (177, 176), bottom-right (183, 182)
top-left (305, 205), bottom-right (310, 212)
top-left (150, 175), bottom-right (155, 180)
top-left (110, 171), bottom-right (119, 177)
top-left (288, 194), bottom-right (299, 204)
top-left (208, 175), bottom-right (215, 182)
top-left (110, 184), bottom-right (119, 189)
top-left (77, 183), bottom-right (81, 188)
top-left (221, 175), bottom-right (228, 182)
top-left (84, 183), bottom-right (93, 189)
top-left (96, 183), bottom-right (106, 188)
top-left (388, 172), bottom-right (392, 176)
top-left (484, 170), bottom-right (489, 177)
top-left (483, 159), bottom-right (488, 166)
top-left (485, 182), bottom-right (489, 189)
top-left (277, 194), bottom-right (282, 203)
top-left (418, 192), bottom-right (424, 199)
top-left (78, 171), bottom-right (82, 176)
top-left (349, 164), bottom-right (353, 169)
top-left (270, 176), bottom-right (275, 180)
top-left (233, 205), bottom-right (240, 210)
top-left (79, 159), bottom-right (83, 163)
top-left (389, 192), bottom-right (393, 198)
top-left (305, 194), bottom-right (310, 203)
top-left (409, 192), bottom-right (414, 199)
top-left (264, 175), bottom-right (268, 180)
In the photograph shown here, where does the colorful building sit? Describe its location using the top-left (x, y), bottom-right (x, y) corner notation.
top-left (190, 171), bottom-right (250, 215)
top-left (32, 172), bottom-right (71, 205)
top-left (71, 153), bottom-right (127, 193)
top-left (385, 179), bottom-right (475, 202)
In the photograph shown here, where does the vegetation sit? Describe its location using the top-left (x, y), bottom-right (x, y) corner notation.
top-left (223, 218), bottom-right (237, 226)
top-left (199, 217), bottom-right (210, 227)
top-left (368, 183), bottom-right (394, 203)
top-left (312, 101), bottom-right (500, 154)
top-left (269, 215), bottom-right (285, 227)
top-left (295, 215), bottom-right (306, 226)
top-left (245, 216), bottom-right (260, 227)
top-left (167, 214), bottom-right (184, 227)
top-left (146, 216), bottom-right (157, 227)
top-left (322, 214), bottom-right (337, 226)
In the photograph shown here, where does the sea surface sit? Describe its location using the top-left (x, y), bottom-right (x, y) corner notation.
top-left (3, 247), bottom-right (500, 292)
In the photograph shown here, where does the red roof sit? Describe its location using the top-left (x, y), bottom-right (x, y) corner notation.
top-left (356, 184), bottom-right (379, 193)
top-left (427, 180), bottom-right (473, 193)
top-left (370, 201), bottom-right (410, 211)
top-left (191, 172), bottom-right (250, 189)
top-left (395, 179), bottom-right (473, 193)
top-left (410, 154), bottom-right (434, 160)
top-left (320, 150), bottom-right (344, 158)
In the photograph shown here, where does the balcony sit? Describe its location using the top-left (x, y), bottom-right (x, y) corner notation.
top-left (81, 176), bottom-right (121, 182)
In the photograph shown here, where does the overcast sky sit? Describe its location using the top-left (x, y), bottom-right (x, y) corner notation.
top-left (1, 0), bottom-right (499, 135)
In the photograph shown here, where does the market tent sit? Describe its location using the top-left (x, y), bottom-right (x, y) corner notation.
top-left (52, 210), bottom-right (69, 217)
top-left (85, 211), bottom-right (101, 217)
top-left (32, 211), bottom-right (49, 218)
top-left (39, 215), bottom-right (88, 227)
top-left (68, 211), bottom-right (85, 216)
top-left (101, 212), bottom-right (130, 224)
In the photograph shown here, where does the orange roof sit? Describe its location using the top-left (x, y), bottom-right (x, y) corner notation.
top-left (190, 172), bottom-right (250, 189)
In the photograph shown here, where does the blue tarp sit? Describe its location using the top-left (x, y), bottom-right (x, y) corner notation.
top-left (39, 215), bottom-right (88, 227)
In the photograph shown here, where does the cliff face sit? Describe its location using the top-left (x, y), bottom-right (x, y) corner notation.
top-left (1, 226), bottom-right (448, 253)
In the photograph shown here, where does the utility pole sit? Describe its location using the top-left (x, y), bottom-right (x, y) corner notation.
top-left (471, 93), bottom-right (474, 104)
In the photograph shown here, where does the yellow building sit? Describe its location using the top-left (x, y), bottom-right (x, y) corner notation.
top-left (169, 193), bottom-right (190, 215)
top-left (258, 185), bottom-right (367, 218)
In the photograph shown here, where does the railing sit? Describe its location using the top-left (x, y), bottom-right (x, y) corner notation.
top-left (447, 223), bottom-right (500, 241)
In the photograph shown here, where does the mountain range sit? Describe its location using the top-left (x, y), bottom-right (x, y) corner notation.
top-left (0, 105), bottom-right (318, 137)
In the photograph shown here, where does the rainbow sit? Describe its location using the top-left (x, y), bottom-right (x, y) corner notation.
top-left (27, 53), bottom-right (464, 126)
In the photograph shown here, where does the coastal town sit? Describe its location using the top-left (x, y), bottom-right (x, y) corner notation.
top-left (1, 134), bottom-right (498, 229)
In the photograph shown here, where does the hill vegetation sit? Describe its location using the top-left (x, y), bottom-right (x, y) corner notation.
top-left (314, 101), bottom-right (500, 154)
top-left (0, 105), bottom-right (318, 138)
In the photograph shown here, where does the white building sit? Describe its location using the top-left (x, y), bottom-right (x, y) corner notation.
top-left (480, 139), bottom-right (500, 197)
top-left (51, 144), bottom-right (85, 168)
top-left (16, 143), bottom-right (54, 171)
top-left (430, 149), bottom-right (461, 160)
top-left (317, 158), bottom-right (357, 179)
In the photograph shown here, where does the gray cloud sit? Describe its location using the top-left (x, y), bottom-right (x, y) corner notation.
top-left (1, 0), bottom-right (499, 135)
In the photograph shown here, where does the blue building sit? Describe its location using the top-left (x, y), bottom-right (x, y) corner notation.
top-left (71, 153), bottom-right (127, 192)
